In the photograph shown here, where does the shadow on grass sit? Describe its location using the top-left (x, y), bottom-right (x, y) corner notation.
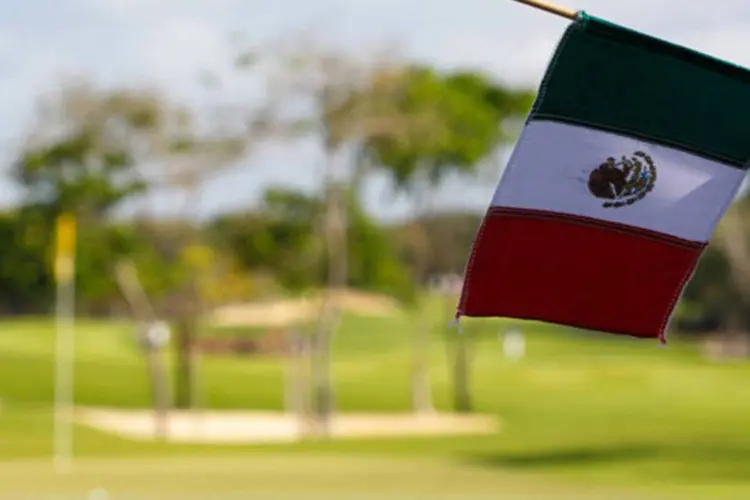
top-left (467, 444), bottom-right (658, 469)
top-left (466, 443), bottom-right (750, 483)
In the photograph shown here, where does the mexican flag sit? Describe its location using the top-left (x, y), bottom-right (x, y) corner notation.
top-left (458, 13), bottom-right (750, 343)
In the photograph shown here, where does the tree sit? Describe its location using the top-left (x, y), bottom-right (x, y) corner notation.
top-left (363, 65), bottom-right (534, 413)
top-left (9, 82), bottom-right (186, 317)
top-left (233, 37), bottom-right (440, 434)
top-left (13, 81), bottom-right (178, 222)
top-left (657, 193), bottom-right (750, 340)
top-left (215, 187), bottom-right (414, 300)
top-left (13, 80), bottom-right (190, 430)
top-left (75, 223), bottom-right (177, 315)
top-left (364, 67), bottom-right (533, 188)
top-left (0, 210), bottom-right (54, 314)
top-left (390, 211), bottom-right (485, 279)
top-left (690, 195), bottom-right (750, 339)
top-left (214, 189), bottom-right (325, 292)
top-left (11, 78), bottom-right (261, 421)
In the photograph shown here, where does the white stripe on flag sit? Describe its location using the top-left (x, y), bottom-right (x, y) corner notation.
top-left (492, 120), bottom-right (744, 242)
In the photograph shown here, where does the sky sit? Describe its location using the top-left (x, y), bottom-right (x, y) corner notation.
top-left (0, 0), bottom-right (749, 221)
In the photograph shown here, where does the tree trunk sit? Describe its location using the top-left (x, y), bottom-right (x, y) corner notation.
top-left (177, 187), bottom-right (205, 413)
top-left (114, 262), bottom-right (172, 439)
top-left (451, 328), bottom-right (472, 413)
top-left (298, 334), bottom-right (315, 438)
top-left (312, 312), bottom-right (336, 436)
top-left (311, 154), bottom-right (347, 437)
top-left (442, 295), bottom-right (472, 413)
top-left (716, 203), bottom-right (750, 338)
top-left (174, 319), bottom-right (197, 410)
top-left (410, 184), bottom-right (435, 414)
top-left (411, 301), bottom-right (435, 414)
top-left (145, 341), bottom-right (171, 440)
top-left (718, 204), bottom-right (750, 297)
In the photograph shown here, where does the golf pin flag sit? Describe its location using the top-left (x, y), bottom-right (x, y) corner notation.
top-left (54, 214), bottom-right (77, 283)
top-left (457, 12), bottom-right (750, 343)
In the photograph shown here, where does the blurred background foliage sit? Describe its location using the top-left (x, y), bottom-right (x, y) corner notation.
top-left (3, 26), bottom-right (750, 499)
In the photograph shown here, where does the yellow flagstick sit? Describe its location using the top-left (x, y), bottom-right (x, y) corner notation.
top-left (511, 0), bottom-right (577, 20)
top-left (53, 213), bottom-right (77, 474)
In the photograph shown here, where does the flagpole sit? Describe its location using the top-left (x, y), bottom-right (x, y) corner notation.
top-left (53, 214), bottom-right (77, 474)
top-left (511, 0), bottom-right (577, 20)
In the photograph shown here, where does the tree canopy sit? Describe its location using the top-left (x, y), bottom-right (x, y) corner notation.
top-left (363, 65), bottom-right (534, 188)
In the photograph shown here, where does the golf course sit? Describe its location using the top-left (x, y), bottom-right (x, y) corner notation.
top-left (2, 307), bottom-right (750, 499)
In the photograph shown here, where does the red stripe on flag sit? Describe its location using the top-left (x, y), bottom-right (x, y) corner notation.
top-left (458, 207), bottom-right (705, 340)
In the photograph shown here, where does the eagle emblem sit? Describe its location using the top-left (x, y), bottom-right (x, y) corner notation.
top-left (587, 151), bottom-right (657, 208)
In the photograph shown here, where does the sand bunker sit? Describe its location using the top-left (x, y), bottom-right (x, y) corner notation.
top-left (209, 289), bottom-right (402, 328)
top-left (76, 408), bottom-right (499, 444)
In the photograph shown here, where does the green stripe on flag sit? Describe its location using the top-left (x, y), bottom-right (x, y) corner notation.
top-left (531, 13), bottom-right (750, 168)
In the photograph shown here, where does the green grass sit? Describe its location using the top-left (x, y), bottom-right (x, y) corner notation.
top-left (2, 309), bottom-right (750, 498)
top-left (0, 455), bottom-right (676, 499)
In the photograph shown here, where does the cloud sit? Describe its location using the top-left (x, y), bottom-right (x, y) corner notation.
top-left (398, 0), bottom-right (750, 85)
top-left (1, 0), bottom-right (748, 216)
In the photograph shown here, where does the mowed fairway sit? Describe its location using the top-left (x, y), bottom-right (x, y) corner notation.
top-left (3, 311), bottom-right (750, 499)
top-left (0, 454), bottom-right (670, 499)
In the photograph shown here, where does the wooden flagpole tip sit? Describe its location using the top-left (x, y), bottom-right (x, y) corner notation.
top-left (511, 0), bottom-right (578, 20)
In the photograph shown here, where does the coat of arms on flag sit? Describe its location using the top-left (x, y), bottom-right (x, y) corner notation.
top-left (587, 152), bottom-right (656, 208)
top-left (457, 11), bottom-right (750, 343)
